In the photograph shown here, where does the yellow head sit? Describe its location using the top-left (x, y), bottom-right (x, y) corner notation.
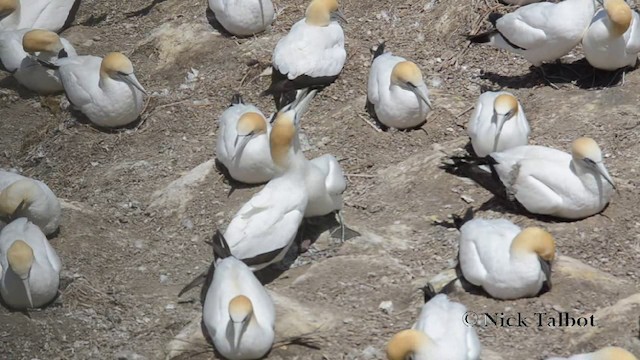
top-left (572, 137), bottom-right (603, 162)
top-left (386, 329), bottom-right (431, 360)
top-left (306, 0), bottom-right (342, 26)
top-left (604, 0), bottom-right (632, 36)
top-left (100, 52), bottom-right (147, 95)
top-left (390, 61), bottom-right (432, 109)
top-left (0, 179), bottom-right (38, 218)
top-left (100, 52), bottom-right (135, 78)
top-left (270, 110), bottom-right (296, 169)
top-left (511, 227), bottom-right (556, 261)
top-left (7, 240), bottom-right (33, 279)
top-left (594, 347), bottom-right (638, 360)
top-left (0, 0), bottom-right (18, 18)
top-left (229, 295), bottom-right (254, 348)
top-left (7, 239), bottom-right (35, 308)
top-left (236, 112), bottom-right (267, 136)
top-left (22, 30), bottom-right (64, 54)
top-left (493, 93), bottom-right (519, 118)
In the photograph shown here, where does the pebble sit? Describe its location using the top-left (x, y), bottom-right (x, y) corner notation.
top-left (378, 301), bottom-right (393, 315)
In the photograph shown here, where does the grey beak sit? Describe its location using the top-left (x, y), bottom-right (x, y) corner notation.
top-left (493, 112), bottom-right (511, 151)
top-left (119, 73), bottom-right (148, 96)
top-left (232, 133), bottom-right (254, 162)
top-left (408, 83), bottom-right (433, 110)
top-left (331, 9), bottom-right (347, 24)
top-left (538, 256), bottom-right (552, 291)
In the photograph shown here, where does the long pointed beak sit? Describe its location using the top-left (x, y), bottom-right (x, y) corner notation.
top-left (493, 113), bottom-right (508, 151)
top-left (409, 85), bottom-right (433, 110)
top-left (22, 278), bottom-right (34, 308)
top-left (595, 162), bottom-right (616, 189)
top-left (538, 256), bottom-right (552, 290)
top-left (232, 321), bottom-right (243, 349)
top-left (331, 9), bottom-right (347, 24)
top-left (11, 199), bottom-right (26, 219)
top-left (231, 134), bottom-right (254, 162)
top-left (121, 73), bottom-right (148, 96)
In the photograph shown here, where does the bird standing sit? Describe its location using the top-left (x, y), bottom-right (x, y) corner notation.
top-left (467, 91), bottom-right (530, 157)
top-left (582, 0), bottom-right (640, 71)
top-left (386, 294), bottom-right (481, 360)
top-left (264, 0), bottom-right (346, 109)
top-left (216, 94), bottom-right (278, 184)
top-left (208, 0), bottom-right (275, 37)
top-left (366, 42), bottom-right (433, 130)
top-left (0, 218), bottom-right (61, 309)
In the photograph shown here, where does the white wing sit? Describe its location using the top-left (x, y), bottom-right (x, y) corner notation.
top-left (56, 55), bottom-right (102, 108)
top-left (25, 0), bottom-right (77, 32)
top-left (496, 3), bottom-right (556, 49)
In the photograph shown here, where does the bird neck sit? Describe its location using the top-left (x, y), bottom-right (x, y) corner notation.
top-left (1, 3), bottom-right (19, 28)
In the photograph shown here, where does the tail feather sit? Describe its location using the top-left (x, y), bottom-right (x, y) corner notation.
top-left (372, 42), bottom-right (386, 60)
top-left (230, 93), bottom-right (243, 106)
top-left (488, 12), bottom-right (503, 27)
top-left (467, 30), bottom-right (497, 44)
top-left (211, 230), bottom-right (232, 261)
top-left (420, 283), bottom-right (438, 303)
top-left (452, 208), bottom-right (475, 230)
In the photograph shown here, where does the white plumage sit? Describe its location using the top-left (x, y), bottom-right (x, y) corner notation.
top-left (272, 17), bottom-right (345, 80)
top-left (216, 96), bottom-right (278, 184)
top-left (471, 0), bottom-right (597, 66)
top-left (458, 217), bottom-right (554, 299)
top-left (367, 44), bottom-right (432, 129)
top-left (203, 256), bottom-right (275, 360)
top-left (467, 91), bottom-right (530, 157)
top-left (0, 29), bottom-right (76, 94)
top-left (208, 0), bottom-right (275, 36)
top-left (484, 138), bottom-right (615, 219)
top-left (500, 0), bottom-right (543, 5)
top-left (582, 0), bottom-right (640, 71)
top-left (0, 170), bottom-right (61, 236)
top-left (386, 294), bottom-right (481, 360)
top-left (55, 53), bottom-right (146, 128)
top-left (0, 218), bottom-right (61, 309)
top-left (546, 346), bottom-right (638, 360)
top-left (304, 154), bottom-right (346, 217)
top-left (0, 0), bottom-right (76, 32)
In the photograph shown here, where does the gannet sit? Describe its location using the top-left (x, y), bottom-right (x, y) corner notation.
top-left (0, 218), bottom-right (61, 309)
top-left (305, 154), bottom-right (346, 218)
top-left (468, 0), bottom-right (598, 67)
top-left (366, 42), bottom-right (433, 130)
top-left (0, 170), bottom-right (61, 236)
top-left (264, 0), bottom-right (346, 109)
top-left (547, 346), bottom-right (638, 360)
top-left (208, 0), bottom-right (275, 37)
top-left (455, 210), bottom-right (555, 300)
top-left (0, 29), bottom-right (76, 94)
top-left (216, 94), bottom-right (278, 184)
top-left (582, 0), bottom-right (640, 71)
top-left (0, 0), bottom-right (77, 32)
top-left (386, 294), bottom-right (481, 360)
top-left (501, 0), bottom-right (543, 5)
top-left (221, 90), bottom-right (314, 271)
top-left (49, 52), bottom-right (147, 128)
top-left (467, 91), bottom-right (530, 157)
top-left (202, 230), bottom-right (275, 360)
top-left (450, 137), bottom-right (616, 220)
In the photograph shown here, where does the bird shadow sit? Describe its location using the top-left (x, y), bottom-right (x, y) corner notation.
top-left (125, 0), bottom-right (169, 18)
top-left (205, 8), bottom-right (238, 38)
top-left (481, 59), bottom-right (633, 90)
top-left (213, 159), bottom-right (265, 198)
top-left (67, 107), bottom-right (145, 133)
top-left (0, 77), bottom-right (40, 100)
top-left (79, 14), bottom-right (108, 27)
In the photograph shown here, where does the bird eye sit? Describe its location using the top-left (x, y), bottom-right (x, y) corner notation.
top-left (117, 71), bottom-right (129, 76)
top-left (583, 158), bottom-right (596, 166)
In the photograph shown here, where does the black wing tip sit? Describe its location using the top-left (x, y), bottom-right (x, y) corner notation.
top-left (37, 58), bottom-right (59, 70)
top-left (212, 229), bottom-right (232, 260)
top-left (230, 93), bottom-right (243, 105)
top-left (420, 283), bottom-right (438, 303)
top-left (372, 41), bottom-right (386, 59)
top-left (467, 31), bottom-right (496, 44)
top-left (453, 207), bottom-right (475, 230)
top-left (488, 12), bottom-right (503, 27)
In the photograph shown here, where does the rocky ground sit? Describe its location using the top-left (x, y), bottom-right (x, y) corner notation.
top-left (1, 0), bottom-right (639, 359)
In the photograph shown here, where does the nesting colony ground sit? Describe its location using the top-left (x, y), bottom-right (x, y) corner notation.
top-left (1, 0), bottom-right (640, 359)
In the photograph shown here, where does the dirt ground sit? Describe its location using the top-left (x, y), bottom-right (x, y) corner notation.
top-left (1, 0), bottom-right (639, 359)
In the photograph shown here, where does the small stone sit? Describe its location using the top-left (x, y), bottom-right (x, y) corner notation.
top-left (159, 274), bottom-right (169, 284)
top-left (379, 301), bottom-right (393, 315)
top-left (165, 303), bottom-right (176, 311)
